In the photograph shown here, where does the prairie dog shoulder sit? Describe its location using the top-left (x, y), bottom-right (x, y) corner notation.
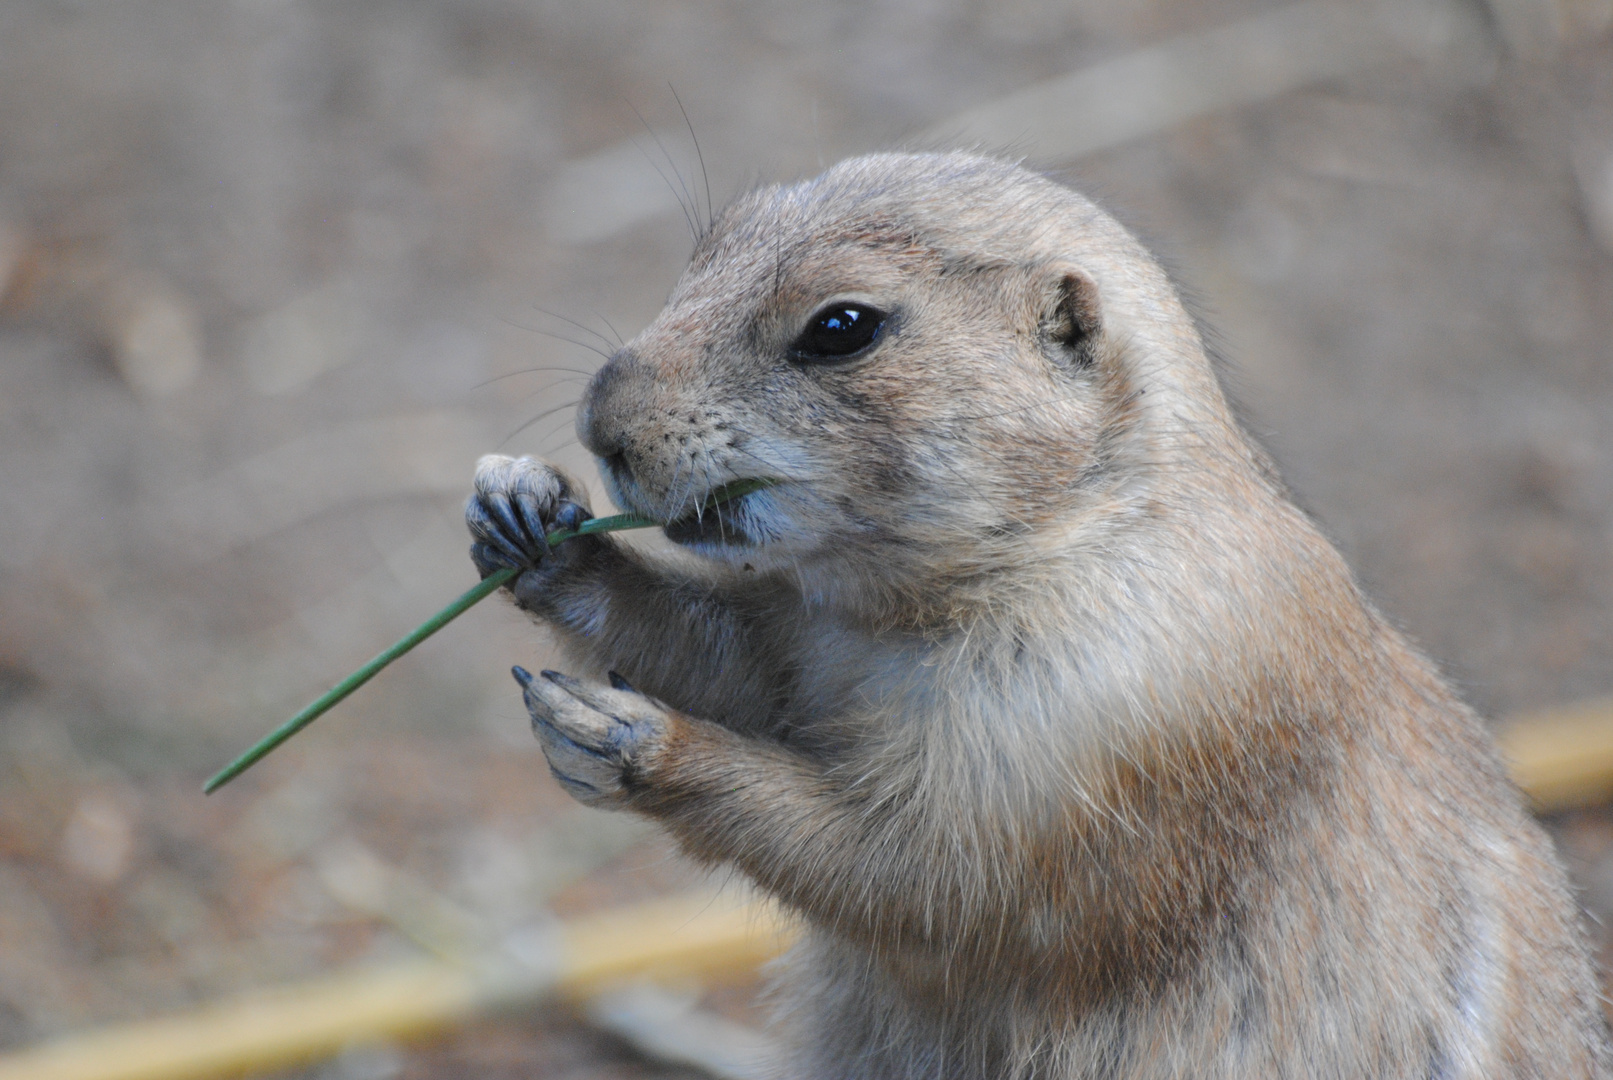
top-left (468, 151), bottom-right (1611, 1078)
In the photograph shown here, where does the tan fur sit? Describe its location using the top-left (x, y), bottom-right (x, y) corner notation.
top-left (471, 152), bottom-right (1611, 1078)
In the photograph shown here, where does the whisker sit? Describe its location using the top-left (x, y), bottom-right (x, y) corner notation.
top-left (627, 133), bottom-right (699, 241)
top-left (530, 305), bottom-right (621, 355)
top-left (675, 456), bottom-right (699, 518)
top-left (515, 391), bottom-right (583, 413)
top-left (498, 317), bottom-right (613, 361)
top-left (535, 419), bottom-right (585, 457)
top-left (597, 314), bottom-right (626, 348)
top-left (719, 441), bottom-right (785, 479)
top-left (499, 398), bottom-right (581, 448)
top-left (702, 458), bottom-right (721, 539)
top-left (537, 434), bottom-right (585, 462)
top-left (627, 101), bottom-right (701, 242)
top-left (670, 85), bottom-right (712, 233)
top-left (472, 368), bottom-right (596, 390)
top-left (666, 456), bottom-right (687, 519)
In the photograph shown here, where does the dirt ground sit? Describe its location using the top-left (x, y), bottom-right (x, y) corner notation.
top-left (2, 0), bottom-right (1613, 1075)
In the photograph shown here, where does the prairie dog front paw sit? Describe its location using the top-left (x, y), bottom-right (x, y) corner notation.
top-left (512, 667), bottom-right (673, 810)
top-left (465, 454), bottom-right (592, 578)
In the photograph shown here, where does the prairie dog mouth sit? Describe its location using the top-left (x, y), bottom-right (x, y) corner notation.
top-left (664, 501), bottom-right (753, 547)
top-left (660, 477), bottom-right (774, 549)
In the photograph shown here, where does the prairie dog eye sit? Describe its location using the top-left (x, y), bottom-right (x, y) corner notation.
top-left (791, 303), bottom-right (887, 363)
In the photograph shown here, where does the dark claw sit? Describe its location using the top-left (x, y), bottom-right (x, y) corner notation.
top-left (470, 542), bottom-right (507, 579)
top-left (554, 500), bottom-right (590, 533)
top-left (467, 498), bottom-right (530, 567)
top-left (539, 669), bottom-right (588, 694)
top-left (485, 530), bottom-right (527, 568)
top-left (512, 665), bottom-right (534, 687)
top-left (484, 493), bottom-right (539, 560)
top-left (549, 768), bottom-right (602, 797)
top-left (608, 670), bottom-right (635, 692)
top-left (512, 490), bottom-right (551, 548)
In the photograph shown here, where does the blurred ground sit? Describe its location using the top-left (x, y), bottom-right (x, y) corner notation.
top-left (1, 0), bottom-right (1613, 1075)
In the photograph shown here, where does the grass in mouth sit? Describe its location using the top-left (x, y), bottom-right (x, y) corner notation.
top-left (203, 477), bottom-right (774, 793)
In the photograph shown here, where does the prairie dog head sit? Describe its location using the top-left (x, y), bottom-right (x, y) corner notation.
top-left (577, 152), bottom-right (1255, 596)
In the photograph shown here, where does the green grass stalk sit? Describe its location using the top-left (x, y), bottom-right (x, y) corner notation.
top-left (204, 479), bottom-right (771, 794)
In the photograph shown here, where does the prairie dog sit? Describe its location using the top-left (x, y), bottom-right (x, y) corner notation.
top-left (465, 152), bottom-right (1610, 1078)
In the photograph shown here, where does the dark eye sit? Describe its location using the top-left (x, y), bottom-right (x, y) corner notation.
top-left (791, 303), bottom-right (886, 363)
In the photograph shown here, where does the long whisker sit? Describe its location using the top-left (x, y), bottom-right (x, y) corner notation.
top-left (646, 97), bottom-right (704, 236)
top-left (626, 132), bottom-right (698, 241)
top-left (670, 85), bottom-right (712, 233)
top-left (537, 433), bottom-right (584, 460)
top-left (532, 415), bottom-right (586, 456)
top-left (500, 398), bottom-right (581, 447)
top-left (497, 317), bottom-right (613, 361)
top-left (665, 455), bottom-right (687, 519)
top-left (701, 458), bottom-right (720, 538)
top-left (718, 441), bottom-right (785, 478)
top-left (472, 368), bottom-right (596, 390)
top-left (627, 101), bottom-right (701, 242)
top-left (511, 381), bottom-right (592, 414)
top-left (530, 305), bottom-right (621, 355)
top-left (676, 456), bottom-right (700, 518)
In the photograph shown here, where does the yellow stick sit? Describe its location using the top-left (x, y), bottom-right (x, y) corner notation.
top-left (0, 892), bottom-right (794, 1080)
top-left (13, 699), bottom-right (1613, 1080)
top-left (1498, 695), bottom-right (1613, 813)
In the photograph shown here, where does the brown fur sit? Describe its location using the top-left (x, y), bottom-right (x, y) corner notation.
top-left (469, 152), bottom-right (1610, 1078)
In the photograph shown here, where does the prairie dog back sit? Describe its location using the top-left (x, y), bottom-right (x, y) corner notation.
top-left (465, 151), bottom-right (1611, 1078)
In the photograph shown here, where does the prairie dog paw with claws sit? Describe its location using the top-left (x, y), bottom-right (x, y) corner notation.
top-left (512, 666), bottom-right (673, 811)
top-left (465, 454), bottom-right (593, 579)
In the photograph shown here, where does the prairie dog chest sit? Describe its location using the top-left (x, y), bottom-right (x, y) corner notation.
top-left (752, 605), bottom-right (945, 739)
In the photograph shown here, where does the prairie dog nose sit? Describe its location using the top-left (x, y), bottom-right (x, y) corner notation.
top-left (576, 348), bottom-right (642, 461)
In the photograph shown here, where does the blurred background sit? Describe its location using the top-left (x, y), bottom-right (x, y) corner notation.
top-left (1, 0), bottom-right (1612, 1076)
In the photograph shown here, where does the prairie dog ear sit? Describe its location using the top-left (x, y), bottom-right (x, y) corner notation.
top-left (1038, 265), bottom-right (1103, 372)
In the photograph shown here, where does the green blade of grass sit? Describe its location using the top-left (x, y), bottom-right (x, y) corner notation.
top-left (204, 478), bottom-right (772, 794)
